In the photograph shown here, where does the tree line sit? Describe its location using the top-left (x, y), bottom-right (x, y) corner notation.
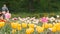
top-left (0, 0), bottom-right (60, 13)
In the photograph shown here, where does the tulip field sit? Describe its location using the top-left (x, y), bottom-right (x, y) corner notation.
top-left (0, 0), bottom-right (60, 34)
top-left (0, 17), bottom-right (60, 34)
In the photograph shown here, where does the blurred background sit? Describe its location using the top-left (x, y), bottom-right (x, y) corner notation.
top-left (0, 0), bottom-right (60, 18)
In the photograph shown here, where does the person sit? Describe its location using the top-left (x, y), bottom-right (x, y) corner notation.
top-left (0, 11), bottom-right (6, 22)
top-left (5, 10), bottom-right (11, 20)
top-left (2, 4), bottom-right (8, 11)
top-left (2, 11), bottom-right (6, 19)
top-left (0, 11), bottom-right (4, 19)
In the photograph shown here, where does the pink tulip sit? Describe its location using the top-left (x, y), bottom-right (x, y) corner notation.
top-left (41, 17), bottom-right (48, 23)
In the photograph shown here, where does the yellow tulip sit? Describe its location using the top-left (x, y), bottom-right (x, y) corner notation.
top-left (17, 24), bottom-right (22, 30)
top-left (36, 26), bottom-right (44, 33)
top-left (52, 23), bottom-right (60, 32)
top-left (58, 23), bottom-right (60, 26)
top-left (26, 29), bottom-right (31, 34)
top-left (17, 24), bottom-right (21, 27)
top-left (48, 23), bottom-right (53, 28)
top-left (55, 23), bottom-right (60, 31)
top-left (12, 29), bottom-right (16, 34)
top-left (54, 23), bottom-right (59, 27)
top-left (42, 23), bottom-right (49, 29)
top-left (0, 22), bottom-right (5, 28)
top-left (22, 23), bottom-right (27, 28)
top-left (26, 28), bottom-right (34, 34)
top-left (51, 26), bottom-right (56, 32)
top-left (11, 23), bottom-right (18, 29)
top-left (57, 26), bottom-right (60, 31)
top-left (29, 28), bottom-right (34, 33)
top-left (28, 24), bottom-right (34, 28)
top-left (17, 27), bottom-right (22, 31)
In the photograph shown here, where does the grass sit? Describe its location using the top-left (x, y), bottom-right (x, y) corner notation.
top-left (11, 12), bottom-right (60, 18)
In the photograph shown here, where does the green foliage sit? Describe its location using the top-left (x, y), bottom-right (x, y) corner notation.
top-left (0, 0), bottom-right (60, 13)
top-left (0, 0), bottom-right (60, 17)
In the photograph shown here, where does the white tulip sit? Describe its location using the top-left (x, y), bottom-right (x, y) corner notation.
top-left (57, 15), bottom-right (59, 18)
top-left (49, 17), bottom-right (55, 22)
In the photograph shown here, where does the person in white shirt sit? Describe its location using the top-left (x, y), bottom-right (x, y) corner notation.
top-left (2, 4), bottom-right (8, 11)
